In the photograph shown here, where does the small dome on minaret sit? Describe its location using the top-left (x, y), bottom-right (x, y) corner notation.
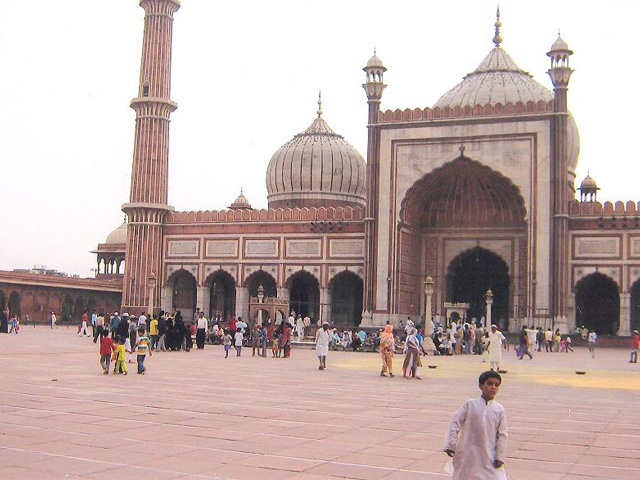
top-left (548, 33), bottom-right (573, 58)
top-left (365, 49), bottom-right (386, 70)
top-left (579, 173), bottom-right (599, 202)
top-left (229, 189), bottom-right (252, 210)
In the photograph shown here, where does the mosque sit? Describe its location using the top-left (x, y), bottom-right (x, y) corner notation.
top-left (85, 0), bottom-right (640, 336)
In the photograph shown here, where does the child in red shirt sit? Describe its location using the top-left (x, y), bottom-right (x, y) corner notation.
top-left (99, 329), bottom-right (115, 374)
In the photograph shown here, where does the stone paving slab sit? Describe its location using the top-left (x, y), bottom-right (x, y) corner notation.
top-left (1, 327), bottom-right (640, 479)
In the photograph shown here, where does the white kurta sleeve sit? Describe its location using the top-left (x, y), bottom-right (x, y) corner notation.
top-left (443, 401), bottom-right (469, 452)
top-left (495, 408), bottom-right (508, 463)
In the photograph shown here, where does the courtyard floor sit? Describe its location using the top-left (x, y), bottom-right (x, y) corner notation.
top-left (0, 326), bottom-right (639, 479)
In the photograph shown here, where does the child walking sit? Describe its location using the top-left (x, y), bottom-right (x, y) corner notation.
top-left (234, 328), bottom-right (244, 356)
top-left (223, 329), bottom-right (232, 358)
top-left (135, 327), bottom-right (152, 374)
top-left (444, 370), bottom-right (508, 479)
top-left (99, 329), bottom-right (115, 374)
top-left (112, 337), bottom-right (127, 375)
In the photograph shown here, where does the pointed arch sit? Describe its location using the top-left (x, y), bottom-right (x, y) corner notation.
top-left (329, 270), bottom-right (363, 327)
top-left (286, 270), bottom-right (320, 321)
top-left (400, 155), bottom-right (527, 231)
top-left (575, 273), bottom-right (619, 335)
top-left (204, 269), bottom-right (237, 320)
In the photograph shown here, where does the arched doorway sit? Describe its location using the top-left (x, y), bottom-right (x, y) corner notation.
top-left (287, 271), bottom-right (320, 322)
top-left (74, 296), bottom-right (85, 321)
top-left (447, 248), bottom-right (510, 326)
top-left (168, 270), bottom-right (197, 322)
top-left (330, 271), bottom-right (363, 327)
top-left (21, 292), bottom-right (35, 320)
top-left (399, 154), bottom-right (527, 327)
top-left (245, 270), bottom-right (277, 298)
top-left (206, 270), bottom-right (236, 320)
top-left (0, 290), bottom-right (6, 312)
top-left (8, 291), bottom-right (21, 317)
top-left (631, 280), bottom-right (640, 334)
top-left (61, 295), bottom-right (74, 322)
top-left (575, 273), bottom-right (619, 335)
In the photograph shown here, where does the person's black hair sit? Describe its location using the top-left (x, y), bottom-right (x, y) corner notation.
top-left (479, 370), bottom-right (502, 385)
top-left (102, 328), bottom-right (109, 337)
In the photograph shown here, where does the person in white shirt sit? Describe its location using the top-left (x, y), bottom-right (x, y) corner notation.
top-left (488, 325), bottom-right (506, 371)
top-left (196, 311), bottom-right (208, 349)
top-left (588, 330), bottom-right (597, 358)
top-left (444, 370), bottom-right (508, 479)
top-left (315, 322), bottom-right (331, 370)
top-left (138, 314), bottom-right (147, 329)
top-left (234, 328), bottom-right (244, 356)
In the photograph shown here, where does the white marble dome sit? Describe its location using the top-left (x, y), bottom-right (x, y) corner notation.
top-left (266, 113), bottom-right (366, 208)
top-left (435, 43), bottom-right (580, 179)
top-left (434, 47), bottom-right (553, 108)
top-left (104, 222), bottom-right (127, 244)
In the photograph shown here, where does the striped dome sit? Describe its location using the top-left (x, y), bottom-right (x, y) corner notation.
top-left (266, 114), bottom-right (366, 208)
top-left (434, 47), bottom-right (553, 108)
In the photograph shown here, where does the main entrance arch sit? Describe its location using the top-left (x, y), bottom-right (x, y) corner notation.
top-left (447, 247), bottom-right (509, 325)
top-left (397, 153), bottom-right (527, 329)
top-left (575, 273), bottom-right (619, 335)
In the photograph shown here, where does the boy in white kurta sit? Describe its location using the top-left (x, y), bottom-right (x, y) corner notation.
top-left (315, 322), bottom-right (331, 370)
top-left (488, 325), bottom-right (505, 371)
top-left (444, 371), bottom-right (508, 480)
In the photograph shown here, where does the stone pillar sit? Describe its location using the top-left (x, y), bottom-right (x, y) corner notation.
top-left (567, 292), bottom-right (576, 333)
top-left (277, 287), bottom-right (290, 302)
top-left (619, 292), bottom-right (631, 336)
top-left (236, 286), bottom-right (249, 321)
top-left (160, 286), bottom-right (173, 313)
top-left (423, 277), bottom-right (436, 354)
top-left (485, 290), bottom-right (494, 327)
top-left (196, 286), bottom-right (210, 317)
top-left (319, 288), bottom-right (331, 325)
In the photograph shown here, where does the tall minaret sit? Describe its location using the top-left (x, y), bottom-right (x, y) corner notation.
top-left (361, 50), bottom-right (386, 324)
top-left (121, 0), bottom-right (180, 315)
top-left (547, 34), bottom-right (573, 323)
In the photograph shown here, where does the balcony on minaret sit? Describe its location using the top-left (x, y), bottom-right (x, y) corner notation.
top-left (362, 50), bottom-right (387, 101)
top-left (547, 35), bottom-right (573, 88)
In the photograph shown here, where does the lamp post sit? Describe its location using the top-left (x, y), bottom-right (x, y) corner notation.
top-left (257, 284), bottom-right (265, 325)
top-left (423, 276), bottom-right (436, 354)
top-left (148, 273), bottom-right (156, 316)
top-left (485, 289), bottom-right (494, 328)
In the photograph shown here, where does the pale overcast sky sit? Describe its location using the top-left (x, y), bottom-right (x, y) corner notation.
top-left (0, 0), bottom-right (638, 277)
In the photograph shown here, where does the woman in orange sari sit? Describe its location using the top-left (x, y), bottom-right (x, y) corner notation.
top-left (380, 324), bottom-right (395, 377)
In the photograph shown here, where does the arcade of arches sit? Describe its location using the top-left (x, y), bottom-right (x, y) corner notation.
top-left (163, 268), bottom-right (364, 328)
top-left (0, 284), bottom-right (120, 324)
top-left (398, 156), bottom-right (527, 324)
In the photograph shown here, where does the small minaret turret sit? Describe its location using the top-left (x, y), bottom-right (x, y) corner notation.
top-left (547, 33), bottom-right (574, 112)
top-left (362, 49), bottom-right (386, 123)
top-left (361, 50), bottom-right (387, 323)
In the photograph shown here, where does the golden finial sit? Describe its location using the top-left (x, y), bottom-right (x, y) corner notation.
top-left (493, 5), bottom-right (502, 47)
top-left (317, 89), bottom-right (323, 117)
